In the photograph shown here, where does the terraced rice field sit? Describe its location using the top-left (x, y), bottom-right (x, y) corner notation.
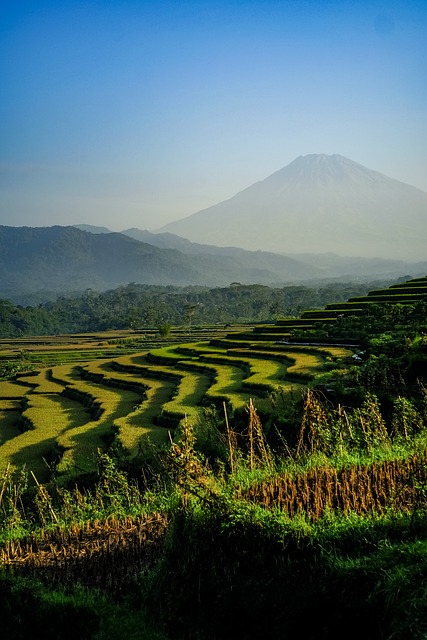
top-left (9, 273), bottom-right (424, 481)
top-left (0, 332), bottom-right (351, 481)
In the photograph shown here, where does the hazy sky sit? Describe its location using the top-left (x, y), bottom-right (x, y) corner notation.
top-left (1, 0), bottom-right (427, 231)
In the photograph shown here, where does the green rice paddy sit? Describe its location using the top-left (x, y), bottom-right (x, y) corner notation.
top-left (0, 290), bottom-right (377, 480)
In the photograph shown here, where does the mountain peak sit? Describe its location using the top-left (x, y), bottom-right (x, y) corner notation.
top-left (265, 153), bottom-right (390, 190)
top-left (161, 154), bottom-right (427, 260)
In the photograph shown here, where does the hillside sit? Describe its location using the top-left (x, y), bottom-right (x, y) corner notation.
top-left (0, 225), bottom-right (317, 299)
top-left (161, 154), bottom-right (427, 260)
top-left (90, 226), bottom-right (427, 282)
top-left (10, 224), bottom-right (420, 302)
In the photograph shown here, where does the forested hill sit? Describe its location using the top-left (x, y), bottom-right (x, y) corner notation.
top-left (0, 281), bottom-right (392, 337)
top-left (0, 225), bottom-right (316, 298)
top-left (1, 226), bottom-right (424, 302)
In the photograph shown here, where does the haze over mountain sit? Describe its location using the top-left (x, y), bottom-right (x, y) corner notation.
top-left (0, 225), bottom-right (319, 300)
top-left (73, 225), bottom-right (427, 283)
top-left (119, 227), bottom-right (426, 279)
top-left (160, 154), bottom-right (427, 261)
top-left (3, 224), bottom-right (425, 304)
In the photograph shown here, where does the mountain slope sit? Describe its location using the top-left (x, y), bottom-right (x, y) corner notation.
top-left (121, 228), bottom-right (315, 274)
top-left (121, 227), bottom-right (427, 280)
top-left (74, 224), bottom-right (112, 234)
top-left (160, 154), bottom-right (427, 260)
top-left (0, 226), bottom-right (318, 298)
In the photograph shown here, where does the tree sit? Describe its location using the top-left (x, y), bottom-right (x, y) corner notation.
top-left (158, 323), bottom-right (172, 338)
top-left (184, 303), bottom-right (201, 335)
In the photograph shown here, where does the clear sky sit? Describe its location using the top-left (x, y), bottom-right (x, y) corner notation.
top-left (1, 0), bottom-right (427, 231)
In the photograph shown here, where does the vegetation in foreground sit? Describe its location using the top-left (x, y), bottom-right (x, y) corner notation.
top-left (0, 276), bottom-right (426, 638)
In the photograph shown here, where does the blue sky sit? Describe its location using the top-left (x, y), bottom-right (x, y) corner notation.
top-left (1, 0), bottom-right (426, 230)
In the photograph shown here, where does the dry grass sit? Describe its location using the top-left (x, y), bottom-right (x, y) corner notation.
top-left (240, 451), bottom-right (427, 519)
top-left (0, 513), bottom-right (168, 593)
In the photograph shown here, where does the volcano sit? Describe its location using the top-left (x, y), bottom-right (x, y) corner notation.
top-left (160, 154), bottom-right (427, 260)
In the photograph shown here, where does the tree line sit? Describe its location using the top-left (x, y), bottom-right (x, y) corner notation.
top-left (0, 280), bottom-right (392, 337)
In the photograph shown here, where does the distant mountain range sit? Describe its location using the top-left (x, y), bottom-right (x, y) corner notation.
top-left (159, 154), bottom-right (427, 261)
top-left (1, 224), bottom-right (425, 302)
top-left (0, 225), bottom-right (317, 300)
top-left (118, 228), bottom-right (425, 280)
